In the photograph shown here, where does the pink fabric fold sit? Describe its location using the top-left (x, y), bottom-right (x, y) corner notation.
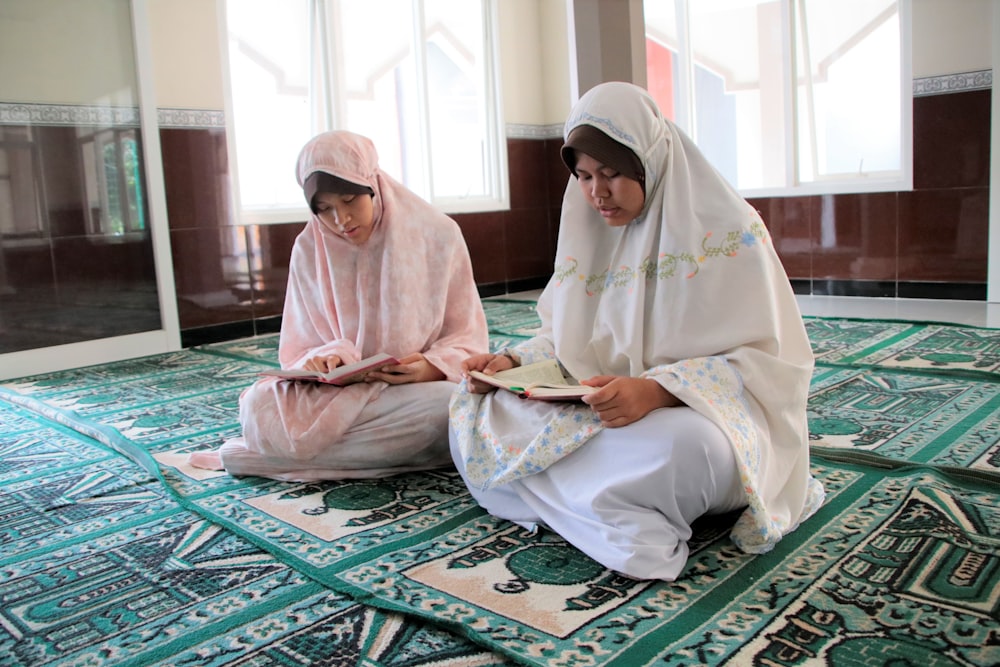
top-left (190, 131), bottom-right (488, 479)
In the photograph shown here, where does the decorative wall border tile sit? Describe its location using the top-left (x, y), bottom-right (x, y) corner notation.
top-left (913, 69), bottom-right (992, 97)
top-left (0, 102), bottom-right (140, 126)
top-left (506, 123), bottom-right (563, 140)
top-left (2, 69), bottom-right (992, 133)
top-left (157, 108), bottom-right (226, 129)
top-left (0, 103), bottom-right (224, 129)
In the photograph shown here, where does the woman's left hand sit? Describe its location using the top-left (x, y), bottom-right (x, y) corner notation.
top-left (581, 376), bottom-right (681, 428)
top-left (364, 353), bottom-right (445, 385)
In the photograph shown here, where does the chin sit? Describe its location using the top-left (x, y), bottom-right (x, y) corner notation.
top-left (605, 216), bottom-right (633, 228)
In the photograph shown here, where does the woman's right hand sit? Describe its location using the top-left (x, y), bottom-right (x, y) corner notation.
top-left (461, 352), bottom-right (516, 393)
top-left (303, 353), bottom-right (343, 373)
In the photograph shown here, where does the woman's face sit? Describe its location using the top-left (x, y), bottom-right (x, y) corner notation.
top-left (574, 152), bottom-right (645, 227)
top-left (314, 192), bottom-right (375, 244)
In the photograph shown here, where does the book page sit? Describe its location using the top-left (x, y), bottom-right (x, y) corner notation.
top-left (489, 359), bottom-right (574, 388)
top-left (259, 353), bottom-right (398, 385)
top-left (469, 360), bottom-right (595, 402)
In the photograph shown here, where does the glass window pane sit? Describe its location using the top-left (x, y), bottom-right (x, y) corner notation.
top-left (226, 0), bottom-right (312, 211)
top-left (643, 0), bottom-right (680, 122)
top-left (335, 0), bottom-right (420, 191)
top-left (795, 0), bottom-right (900, 183)
top-left (688, 0), bottom-right (787, 190)
top-left (225, 0), bottom-right (503, 217)
top-left (423, 0), bottom-right (489, 200)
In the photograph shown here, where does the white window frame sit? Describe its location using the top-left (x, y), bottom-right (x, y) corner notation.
top-left (219, 0), bottom-right (508, 226)
top-left (646, 0), bottom-right (912, 198)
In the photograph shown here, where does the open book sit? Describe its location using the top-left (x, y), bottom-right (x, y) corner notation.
top-left (259, 353), bottom-right (399, 386)
top-left (469, 359), bottom-right (596, 402)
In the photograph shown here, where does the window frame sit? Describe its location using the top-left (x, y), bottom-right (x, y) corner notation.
top-left (644, 0), bottom-right (913, 198)
top-left (219, 0), bottom-right (508, 226)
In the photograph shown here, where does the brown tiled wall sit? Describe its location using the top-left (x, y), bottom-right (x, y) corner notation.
top-left (749, 89), bottom-right (990, 298)
top-left (164, 133), bottom-right (568, 342)
top-left (162, 89), bottom-right (990, 341)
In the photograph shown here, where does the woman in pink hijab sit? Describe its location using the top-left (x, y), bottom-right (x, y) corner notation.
top-left (191, 130), bottom-right (489, 481)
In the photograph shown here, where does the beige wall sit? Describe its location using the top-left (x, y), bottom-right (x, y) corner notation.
top-left (539, 0), bottom-right (573, 124)
top-left (148, 0), bottom-right (225, 109)
top-left (0, 0), bottom-right (138, 105)
top-left (499, 0), bottom-right (573, 125)
top-left (912, 0), bottom-right (992, 78)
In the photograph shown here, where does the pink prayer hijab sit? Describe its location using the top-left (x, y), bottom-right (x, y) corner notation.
top-left (265, 131), bottom-right (488, 453)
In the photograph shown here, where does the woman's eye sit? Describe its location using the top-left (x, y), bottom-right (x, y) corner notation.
top-left (342, 196), bottom-right (356, 204)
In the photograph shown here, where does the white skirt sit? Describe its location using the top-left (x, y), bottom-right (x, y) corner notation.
top-left (220, 380), bottom-right (457, 482)
top-left (449, 405), bottom-right (745, 580)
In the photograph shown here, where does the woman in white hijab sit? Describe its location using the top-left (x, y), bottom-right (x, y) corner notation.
top-left (190, 130), bottom-right (489, 481)
top-left (449, 82), bottom-right (824, 581)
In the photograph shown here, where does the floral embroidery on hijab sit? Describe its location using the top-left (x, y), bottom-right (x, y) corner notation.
top-left (554, 218), bottom-right (769, 296)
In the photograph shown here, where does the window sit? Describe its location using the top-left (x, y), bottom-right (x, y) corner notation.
top-left (0, 127), bottom-right (44, 240)
top-left (644, 0), bottom-right (911, 196)
top-left (80, 128), bottom-right (146, 237)
top-left (222, 0), bottom-right (507, 225)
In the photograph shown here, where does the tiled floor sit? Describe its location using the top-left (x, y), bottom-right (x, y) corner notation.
top-left (795, 294), bottom-right (1000, 328)
top-left (500, 290), bottom-right (1000, 329)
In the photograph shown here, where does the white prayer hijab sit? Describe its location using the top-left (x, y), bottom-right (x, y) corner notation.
top-left (544, 82), bottom-right (824, 552)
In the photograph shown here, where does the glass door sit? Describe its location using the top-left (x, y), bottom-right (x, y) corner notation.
top-left (0, 0), bottom-right (178, 380)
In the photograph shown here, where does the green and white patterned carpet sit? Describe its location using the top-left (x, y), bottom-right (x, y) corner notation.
top-left (1, 300), bottom-right (998, 666)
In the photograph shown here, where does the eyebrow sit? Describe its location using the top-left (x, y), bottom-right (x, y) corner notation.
top-left (576, 166), bottom-right (617, 176)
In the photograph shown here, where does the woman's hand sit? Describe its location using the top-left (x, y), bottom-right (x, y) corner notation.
top-left (461, 352), bottom-right (516, 393)
top-left (365, 353), bottom-right (445, 385)
top-left (581, 376), bottom-right (681, 427)
top-left (303, 353), bottom-right (343, 373)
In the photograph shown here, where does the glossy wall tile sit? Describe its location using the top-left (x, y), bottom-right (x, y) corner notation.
top-left (0, 123), bottom-right (162, 354)
top-left (913, 90), bottom-right (990, 190)
top-left (147, 87), bottom-right (996, 341)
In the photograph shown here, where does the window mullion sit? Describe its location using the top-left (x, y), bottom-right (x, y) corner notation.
top-left (481, 0), bottom-right (505, 205)
top-left (312, 0), bottom-right (335, 132)
top-left (675, 0), bottom-right (694, 137)
top-left (795, 0), bottom-right (820, 185)
top-left (782, 0), bottom-right (798, 188)
top-left (411, 0), bottom-right (433, 200)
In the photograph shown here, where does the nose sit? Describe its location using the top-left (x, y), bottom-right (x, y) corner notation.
top-left (331, 204), bottom-right (349, 228)
top-left (590, 178), bottom-right (608, 199)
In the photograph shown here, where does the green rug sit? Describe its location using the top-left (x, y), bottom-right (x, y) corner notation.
top-left (0, 400), bottom-right (512, 666)
top-left (1, 302), bottom-right (998, 666)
